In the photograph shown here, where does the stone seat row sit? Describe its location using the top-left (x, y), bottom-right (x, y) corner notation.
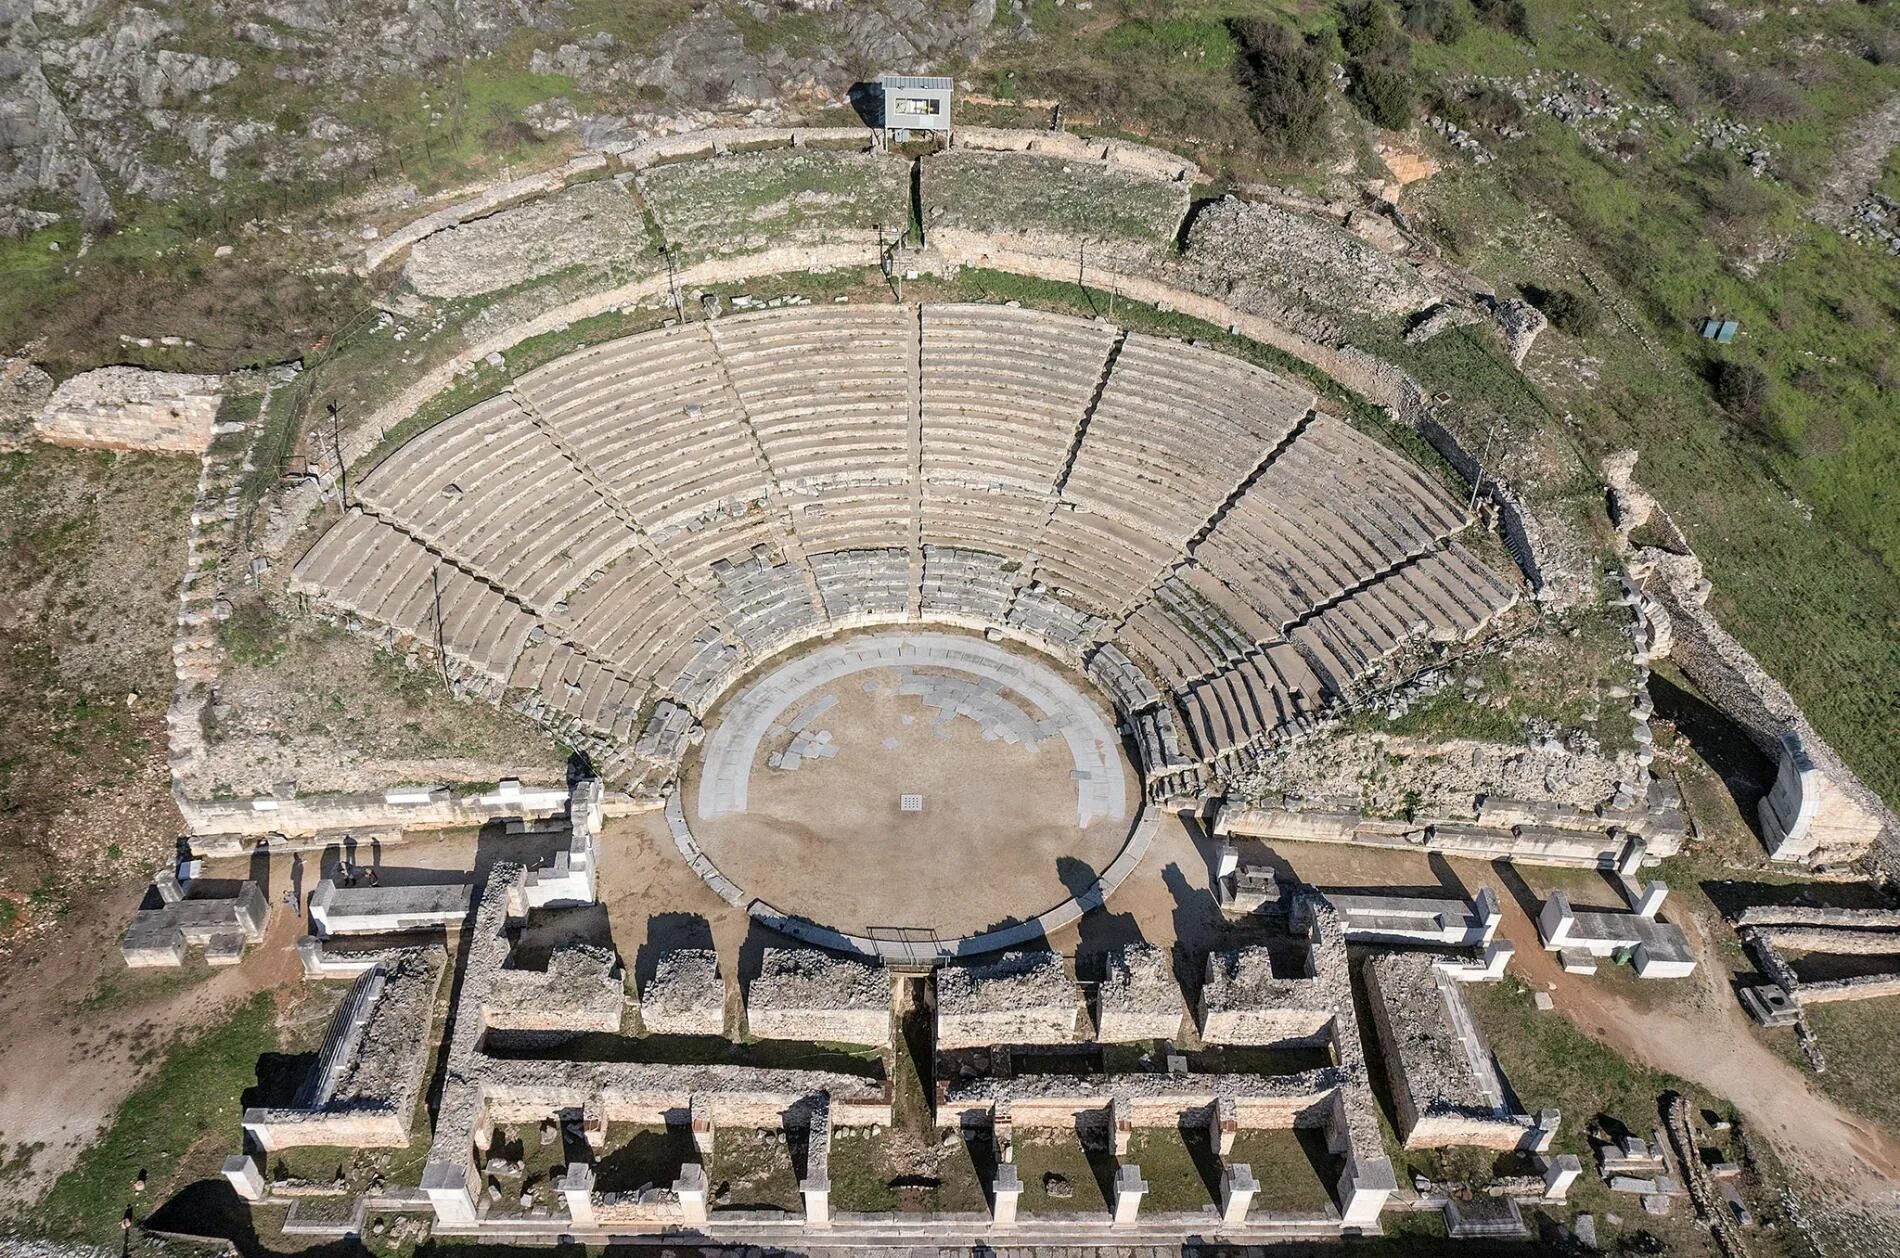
top-left (1176, 644), bottom-right (1326, 764)
top-left (810, 548), bottom-right (911, 620)
top-left (919, 305), bottom-right (1114, 492)
top-left (1116, 566), bottom-right (1284, 687)
top-left (919, 546), bottom-right (1019, 623)
top-left (557, 551), bottom-right (718, 683)
top-left (1290, 542), bottom-right (1519, 694)
top-left (515, 329), bottom-right (774, 540)
top-left (708, 554), bottom-right (823, 653)
top-left (291, 511), bottom-right (534, 684)
top-left (509, 635), bottom-right (647, 743)
top-left (1059, 335), bottom-right (1314, 542)
top-left (355, 397), bottom-right (640, 614)
top-left (919, 487), bottom-right (1052, 559)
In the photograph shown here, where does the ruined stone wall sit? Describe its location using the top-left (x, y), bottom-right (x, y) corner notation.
top-left (180, 780), bottom-right (652, 845)
top-left (1364, 953), bottom-right (1529, 1151)
top-left (744, 948), bottom-right (891, 1046)
top-left (484, 944), bottom-right (625, 1034)
top-left (242, 1108), bottom-right (412, 1151)
top-left (1624, 541), bottom-right (1895, 868)
top-left (941, 1071), bottom-right (1338, 1132)
top-left (34, 366), bottom-right (222, 454)
top-left (1095, 942), bottom-right (1188, 1042)
top-left (1197, 947), bottom-right (1336, 1048)
top-left (935, 952), bottom-right (1081, 1048)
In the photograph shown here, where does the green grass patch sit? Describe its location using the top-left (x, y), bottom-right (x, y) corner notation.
top-left (35, 993), bottom-right (277, 1242)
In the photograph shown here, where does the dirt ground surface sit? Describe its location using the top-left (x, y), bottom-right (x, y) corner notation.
top-left (685, 665), bottom-right (1137, 937)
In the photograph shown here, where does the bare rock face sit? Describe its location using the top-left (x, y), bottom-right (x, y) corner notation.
top-left (1490, 298), bottom-right (1549, 367)
top-left (34, 365), bottom-right (223, 453)
top-left (0, 357), bottom-right (55, 450)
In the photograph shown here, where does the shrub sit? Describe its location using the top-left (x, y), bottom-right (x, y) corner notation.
top-left (1470, 0), bottom-right (1528, 36)
top-left (1401, 0), bottom-right (1471, 44)
top-left (1709, 358), bottom-right (1771, 426)
top-left (1690, 1), bottom-right (1745, 34)
top-left (1530, 286), bottom-right (1601, 337)
top-left (1700, 61), bottom-right (1807, 122)
top-left (1231, 18), bottom-right (1333, 158)
top-left (1340, 0), bottom-right (1406, 59)
top-left (1351, 57), bottom-right (1415, 128)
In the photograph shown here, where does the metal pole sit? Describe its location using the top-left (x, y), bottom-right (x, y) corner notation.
top-left (1467, 420), bottom-right (1498, 516)
top-left (430, 565), bottom-right (449, 687)
top-left (328, 401), bottom-right (347, 509)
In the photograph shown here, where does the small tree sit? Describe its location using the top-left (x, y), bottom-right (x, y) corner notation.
top-left (1340, 0), bottom-right (1405, 59)
top-left (1402, 0), bottom-right (1472, 44)
top-left (1351, 57), bottom-right (1415, 129)
top-left (1531, 287), bottom-right (1601, 337)
top-left (1470, 0), bottom-right (1528, 36)
top-left (1710, 359), bottom-right (1771, 426)
top-left (1231, 18), bottom-right (1332, 159)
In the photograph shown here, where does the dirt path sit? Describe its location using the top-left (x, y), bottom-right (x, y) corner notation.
top-left (1483, 875), bottom-right (1900, 1208)
top-left (0, 864), bottom-right (305, 1215)
top-left (1809, 91), bottom-right (1900, 228)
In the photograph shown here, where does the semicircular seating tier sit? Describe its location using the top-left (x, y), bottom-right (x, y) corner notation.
top-left (291, 303), bottom-right (1521, 795)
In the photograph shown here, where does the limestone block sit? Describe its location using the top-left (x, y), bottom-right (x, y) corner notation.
top-left (1111, 1164), bottom-right (1147, 1225)
top-left (1220, 1162), bottom-right (1257, 1225)
top-left (222, 1154), bottom-right (266, 1202)
top-left (35, 366), bottom-right (222, 454)
top-left (992, 1162), bottom-right (1022, 1226)
top-left (673, 1163), bottom-right (708, 1225)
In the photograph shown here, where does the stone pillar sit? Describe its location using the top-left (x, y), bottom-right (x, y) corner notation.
top-left (1337, 1154), bottom-right (1397, 1228)
top-left (420, 1159), bottom-right (480, 1225)
top-left (674, 1162), bottom-right (709, 1226)
top-left (992, 1101), bottom-right (1014, 1165)
top-left (1208, 1096), bottom-right (1237, 1155)
top-left (1111, 1164), bottom-right (1147, 1226)
top-left (690, 1095), bottom-right (715, 1159)
top-left (560, 1162), bottom-right (595, 1226)
top-left (581, 1094), bottom-right (606, 1151)
top-left (1530, 1108), bottom-right (1562, 1155)
top-left (1538, 892), bottom-right (1575, 946)
top-left (1541, 1153), bottom-right (1583, 1201)
top-left (155, 867), bottom-right (185, 904)
top-left (1618, 837), bottom-right (1649, 878)
top-left (221, 1154), bottom-right (265, 1202)
top-left (800, 1175), bottom-right (831, 1228)
top-left (1110, 1097), bottom-right (1132, 1157)
top-left (991, 1162), bottom-right (1022, 1228)
top-left (1474, 887), bottom-right (1502, 942)
top-left (1479, 938), bottom-right (1516, 979)
top-left (472, 1107), bottom-right (496, 1154)
top-left (1214, 840), bottom-right (1239, 879)
top-left (1219, 1162), bottom-right (1257, 1226)
top-left (1635, 880), bottom-right (1669, 919)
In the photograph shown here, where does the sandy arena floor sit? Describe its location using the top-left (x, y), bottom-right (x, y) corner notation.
top-left (684, 642), bottom-right (1140, 939)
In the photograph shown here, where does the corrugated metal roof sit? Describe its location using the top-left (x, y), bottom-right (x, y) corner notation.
top-left (881, 74), bottom-right (954, 91)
